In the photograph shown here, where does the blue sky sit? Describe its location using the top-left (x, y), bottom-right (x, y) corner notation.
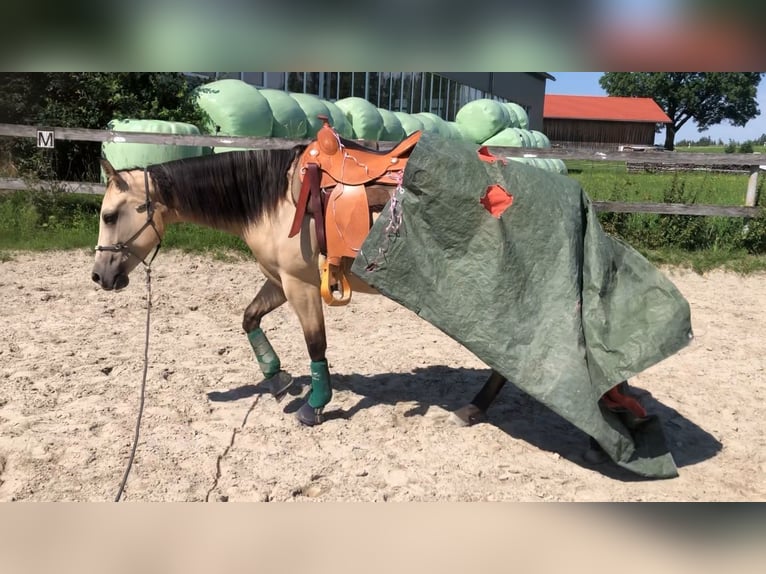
top-left (547, 72), bottom-right (766, 144)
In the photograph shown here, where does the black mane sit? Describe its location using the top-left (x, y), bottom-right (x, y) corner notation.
top-left (145, 146), bottom-right (306, 227)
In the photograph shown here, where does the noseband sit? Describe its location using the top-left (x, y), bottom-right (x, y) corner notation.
top-left (95, 169), bottom-right (162, 267)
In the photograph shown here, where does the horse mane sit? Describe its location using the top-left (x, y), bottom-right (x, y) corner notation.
top-left (144, 146), bottom-right (307, 227)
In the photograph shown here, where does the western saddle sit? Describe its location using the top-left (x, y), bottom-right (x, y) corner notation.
top-left (289, 116), bottom-right (422, 305)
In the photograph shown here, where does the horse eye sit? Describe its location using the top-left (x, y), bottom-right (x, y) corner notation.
top-left (102, 212), bottom-right (118, 225)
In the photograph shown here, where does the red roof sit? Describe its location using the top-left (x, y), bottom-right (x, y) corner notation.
top-left (544, 94), bottom-right (671, 123)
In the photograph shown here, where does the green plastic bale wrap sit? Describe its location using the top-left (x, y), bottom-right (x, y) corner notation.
top-left (410, 113), bottom-right (435, 134)
top-left (322, 100), bottom-right (354, 139)
top-left (551, 159), bottom-right (568, 175)
top-left (290, 93), bottom-right (331, 138)
top-left (481, 127), bottom-right (524, 147)
top-left (101, 119), bottom-right (209, 182)
top-left (394, 112), bottom-right (424, 136)
top-left (413, 113), bottom-right (451, 139)
top-left (351, 134), bottom-right (692, 479)
top-left (335, 97), bottom-right (383, 140)
top-left (503, 102), bottom-right (529, 129)
top-left (445, 121), bottom-right (466, 140)
top-left (456, 98), bottom-right (510, 144)
top-left (529, 130), bottom-right (551, 148)
top-left (195, 79), bottom-right (273, 137)
top-left (512, 128), bottom-right (534, 148)
top-left (377, 108), bottom-right (405, 141)
top-left (259, 89), bottom-right (308, 139)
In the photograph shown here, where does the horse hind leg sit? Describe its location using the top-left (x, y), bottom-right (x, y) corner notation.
top-left (242, 279), bottom-right (297, 401)
top-left (452, 370), bottom-right (508, 427)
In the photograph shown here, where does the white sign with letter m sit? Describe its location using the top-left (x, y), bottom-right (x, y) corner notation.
top-left (37, 130), bottom-right (55, 148)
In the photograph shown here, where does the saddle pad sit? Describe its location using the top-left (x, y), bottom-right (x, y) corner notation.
top-left (351, 133), bottom-right (693, 479)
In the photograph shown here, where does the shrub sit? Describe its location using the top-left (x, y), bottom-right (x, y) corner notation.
top-left (738, 141), bottom-right (754, 153)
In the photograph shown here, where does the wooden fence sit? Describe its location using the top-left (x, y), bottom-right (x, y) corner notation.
top-left (1, 122), bottom-right (763, 218)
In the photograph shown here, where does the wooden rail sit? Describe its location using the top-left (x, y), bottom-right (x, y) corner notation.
top-left (1, 122), bottom-right (763, 216)
top-left (591, 201), bottom-right (761, 218)
top-left (2, 122), bottom-right (765, 166)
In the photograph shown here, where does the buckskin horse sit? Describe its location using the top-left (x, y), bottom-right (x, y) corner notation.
top-left (91, 119), bottom-right (644, 447)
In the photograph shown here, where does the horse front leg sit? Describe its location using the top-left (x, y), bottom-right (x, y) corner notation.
top-left (281, 275), bottom-right (332, 426)
top-left (453, 370), bottom-right (508, 426)
top-left (242, 278), bottom-right (296, 400)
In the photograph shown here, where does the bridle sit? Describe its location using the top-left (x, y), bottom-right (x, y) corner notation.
top-left (95, 169), bottom-right (162, 268)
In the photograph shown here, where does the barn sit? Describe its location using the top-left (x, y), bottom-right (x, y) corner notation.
top-left (543, 94), bottom-right (671, 149)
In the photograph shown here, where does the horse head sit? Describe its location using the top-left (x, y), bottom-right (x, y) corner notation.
top-left (91, 159), bottom-right (166, 290)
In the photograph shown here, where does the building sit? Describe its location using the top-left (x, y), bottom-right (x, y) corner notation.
top-left (188, 72), bottom-right (553, 131)
top-left (543, 94), bottom-right (671, 149)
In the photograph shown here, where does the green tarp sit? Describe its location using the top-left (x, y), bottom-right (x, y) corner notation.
top-left (351, 134), bottom-right (693, 478)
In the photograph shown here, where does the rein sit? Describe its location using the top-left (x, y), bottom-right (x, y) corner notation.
top-left (114, 263), bottom-right (152, 502)
top-left (96, 169), bottom-right (159, 502)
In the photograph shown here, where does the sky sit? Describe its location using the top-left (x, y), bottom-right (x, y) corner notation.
top-left (547, 72), bottom-right (766, 144)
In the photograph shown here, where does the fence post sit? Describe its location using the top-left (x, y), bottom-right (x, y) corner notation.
top-left (745, 166), bottom-right (764, 207)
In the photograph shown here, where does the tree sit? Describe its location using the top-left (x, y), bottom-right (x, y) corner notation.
top-left (0, 73), bottom-right (208, 180)
top-left (599, 73), bottom-right (763, 150)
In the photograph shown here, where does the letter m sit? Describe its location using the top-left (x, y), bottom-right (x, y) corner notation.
top-left (37, 130), bottom-right (55, 149)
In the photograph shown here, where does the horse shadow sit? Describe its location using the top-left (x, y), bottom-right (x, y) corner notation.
top-left (207, 365), bottom-right (721, 481)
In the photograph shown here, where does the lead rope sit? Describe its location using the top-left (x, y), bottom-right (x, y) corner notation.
top-left (114, 264), bottom-right (153, 502)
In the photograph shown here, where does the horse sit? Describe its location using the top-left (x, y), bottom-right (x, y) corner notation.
top-left (91, 144), bottom-right (515, 428)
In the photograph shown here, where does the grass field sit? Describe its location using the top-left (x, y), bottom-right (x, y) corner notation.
top-left (566, 160), bottom-right (757, 205)
top-left (676, 144), bottom-right (766, 154)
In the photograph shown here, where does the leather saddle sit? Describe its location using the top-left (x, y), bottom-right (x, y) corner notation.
top-left (289, 116), bottom-right (421, 305)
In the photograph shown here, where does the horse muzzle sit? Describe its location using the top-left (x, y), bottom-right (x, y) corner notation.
top-left (92, 254), bottom-right (131, 291)
top-left (91, 268), bottom-right (130, 291)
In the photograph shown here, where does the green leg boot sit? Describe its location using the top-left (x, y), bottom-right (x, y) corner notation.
top-left (247, 328), bottom-right (294, 399)
top-left (296, 359), bottom-right (332, 426)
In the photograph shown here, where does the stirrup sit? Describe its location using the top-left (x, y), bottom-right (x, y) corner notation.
top-left (320, 259), bottom-right (352, 306)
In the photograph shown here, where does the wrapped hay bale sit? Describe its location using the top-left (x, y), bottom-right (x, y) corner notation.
top-left (445, 121), bottom-right (466, 140)
top-left (394, 112), bottom-right (425, 136)
top-left (413, 112), bottom-right (450, 139)
top-left (335, 97), bottom-right (384, 140)
top-left (481, 127), bottom-right (525, 147)
top-left (101, 119), bottom-right (209, 182)
top-left (455, 98), bottom-right (510, 143)
top-left (290, 92), bottom-right (331, 138)
top-left (321, 100), bottom-right (354, 139)
top-left (194, 79), bottom-right (273, 137)
top-left (550, 159), bottom-right (568, 175)
top-left (512, 128), bottom-right (535, 148)
top-left (377, 108), bottom-right (405, 141)
top-left (259, 89), bottom-right (308, 138)
top-left (503, 102), bottom-right (529, 129)
top-left (529, 130), bottom-right (551, 148)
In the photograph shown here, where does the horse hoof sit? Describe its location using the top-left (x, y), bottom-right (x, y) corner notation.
top-left (451, 404), bottom-right (487, 427)
top-left (295, 402), bottom-right (324, 426)
top-left (269, 371), bottom-right (297, 403)
top-left (583, 438), bottom-right (609, 464)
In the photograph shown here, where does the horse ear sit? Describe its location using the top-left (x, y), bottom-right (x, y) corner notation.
top-left (100, 159), bottom-right (128, 191)
top-left (100, 158), bottom-right (117, 178)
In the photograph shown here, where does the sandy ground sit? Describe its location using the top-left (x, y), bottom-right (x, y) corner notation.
top-left (0, 250), bottom-right (764, 501)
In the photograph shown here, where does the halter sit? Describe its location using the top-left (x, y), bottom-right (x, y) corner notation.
top-left (95, 169), bottom-right (162, 268)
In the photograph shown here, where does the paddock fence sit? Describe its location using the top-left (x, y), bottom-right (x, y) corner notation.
top-left (1, 122), bottom-right (763, 218)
